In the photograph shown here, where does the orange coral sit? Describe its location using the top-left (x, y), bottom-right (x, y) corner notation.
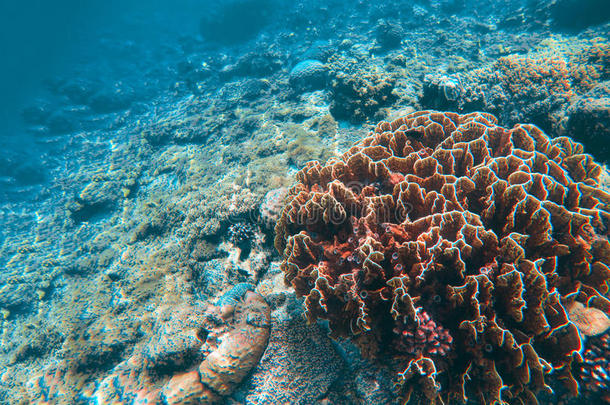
top-left (274, 110), bottom-right (610, 404)
top-left (569, 38), bottom-right (610, 92)
top-left (495, 55), bottom-right (574, 101)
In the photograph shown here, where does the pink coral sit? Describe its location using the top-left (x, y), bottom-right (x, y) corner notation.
top-left (260, 187), bottom-right (289, 228)
top-left (578, 332), bottom-right (610, 403)
top-left (393, 308), bottom-right (452, 357)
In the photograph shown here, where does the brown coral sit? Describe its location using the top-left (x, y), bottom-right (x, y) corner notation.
top-left (274, 110), bottom-right (610, 404)
top-left (569, 38), bottom-right (610, 93)
top-left (27, 286), bottom-right (271, 404)
top-left (495, 55), bottom-right (574, 101)
top-left (329, 71), bottom-right (397, 123)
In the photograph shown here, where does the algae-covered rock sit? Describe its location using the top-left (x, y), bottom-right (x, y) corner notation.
top-left (289, 60), bottom-right (328, 93)
top-left (566, 81), bottom-right (610, 161)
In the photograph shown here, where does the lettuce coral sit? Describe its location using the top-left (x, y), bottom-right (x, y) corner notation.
top-left (274, 110), bottom-right (610, 403)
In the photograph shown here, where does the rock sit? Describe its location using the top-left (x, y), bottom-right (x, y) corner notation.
top-left (566, 81), bottom-right (610, 161)
top-left (259, 187), bottom-right (289, 229)
top-left (301, 41), bottom-right (335, 62)
top-left (220, 50), bottom-right (283, 80)
top-left (46, 110), bottom-right (78, 134)
top-left (500, 0), bottom-right (610, 32)
top-left (57, 78), bottom-right (98, 105)
top-left (567, 301), bottom-right (610, 337)
top-left (0, 152), bottom-right (45, 185)
top-left (375, 20), bottom-right (403, 49)
top-left (67, 180), bottom-right (118, 223)
top-left (21, 102), bottom-right (52, 126)
top-left (88, 86), bottom-right (135, 113)
top-left (289, 60), bottom-right (328, 93)
top-left (420, 73), bottom-right (464, 111)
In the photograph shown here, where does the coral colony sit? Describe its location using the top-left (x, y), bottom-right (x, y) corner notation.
top-left (275, 111), bottom-right (610, 403)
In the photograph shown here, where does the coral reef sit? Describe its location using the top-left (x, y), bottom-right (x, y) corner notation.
top-left (421, 54), bottom-right (574, 133)
top-left (27, 284), bottom-right (271, 404)
top-left (420, 38), bottom-right (610, 142)
top-left (493, 54), bottom-right (573, 125)
top-left (5, 0), bottom-right (610, 402)
top-left (568, 39), bottom-right (610, 93)
top-left (274, 110), bottom-right (610, 403)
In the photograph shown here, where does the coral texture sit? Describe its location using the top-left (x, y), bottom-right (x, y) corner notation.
top-left (274, 110), bottom-right (610, 403)
top-left (228, 222), bottom-right (257, 247)
top-left (260, 187), bottom-right (289, 228)
top-left (576, 332), bottom-right (610, 403)
top-left (238, 305), bottom-right (344, 404)
top-left (568, 39), bottom-right (610, 93)
top-left (393, 307), bottom-right (453, 357)
top-left (329, 72), bottom-right (396, 123)
top-left (27, 286), bottom-right (271, 404)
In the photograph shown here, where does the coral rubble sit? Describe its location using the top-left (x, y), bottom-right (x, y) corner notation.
top-left (26, 285), bottom-right (271, 404)
top-left (274, 110), bottom-right (610, 403)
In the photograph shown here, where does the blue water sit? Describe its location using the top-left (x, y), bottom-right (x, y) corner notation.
top-left (0, 0), bottom-right (609, 403)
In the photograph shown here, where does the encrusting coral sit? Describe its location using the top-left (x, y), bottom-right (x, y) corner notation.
top-left (274, 110), bottom-right (610, 404)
